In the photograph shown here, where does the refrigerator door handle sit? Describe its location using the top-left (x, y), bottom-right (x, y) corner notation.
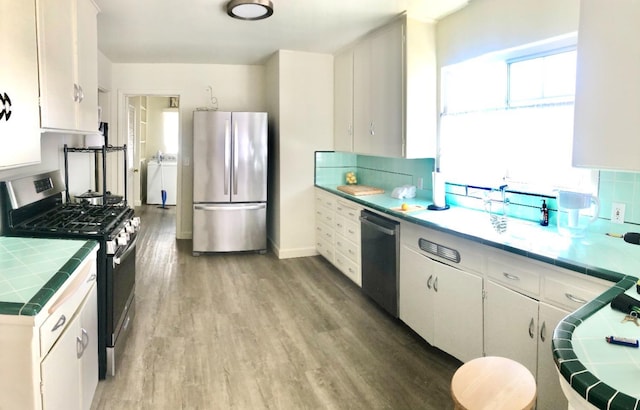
top-left (233, 120), bottom-right (239, 195)
top-left (224, 120), bottom-right (231, 195)
top-left (194, 204), bottom-right (266, 211)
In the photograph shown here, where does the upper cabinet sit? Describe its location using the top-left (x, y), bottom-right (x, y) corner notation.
top-left (37, 0), bottom-right (99, 134)
top-left (336, 15), bottom-right (436, 159)
top-left (572, 0), bottom-right (640, 171)
top-left (333, 48), bottom-right (354, 152)
top-left (0, 0), bottom-right (41, 169)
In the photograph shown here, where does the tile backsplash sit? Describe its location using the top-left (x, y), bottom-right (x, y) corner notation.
top-left (315, 152), bottom-right (434, 200)
top-left (315, 152), bottom-right (640, 226)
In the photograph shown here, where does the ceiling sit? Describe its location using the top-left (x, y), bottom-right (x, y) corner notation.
top-left (94, 0), bottom-right (469, 65)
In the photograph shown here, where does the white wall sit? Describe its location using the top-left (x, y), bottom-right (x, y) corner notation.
top-left (266, 50), bottom-right (334, 258)
top-left (108, 63), bottom-right (267, 239)
top-left (436, 0), bottom-right (580, 67)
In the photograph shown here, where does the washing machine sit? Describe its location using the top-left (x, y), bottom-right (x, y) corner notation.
top-left (147, 160), bottom-right (177, 205)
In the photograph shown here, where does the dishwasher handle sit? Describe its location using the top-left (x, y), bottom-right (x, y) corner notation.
top-left (360, 214), bottom-right (397, 236)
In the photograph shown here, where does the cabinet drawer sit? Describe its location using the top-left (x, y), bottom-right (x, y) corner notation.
top-left (487, 251), bottom-right (540, 297)
top-left (40, 257), bottom-right (96, 357)
top-left (335, 251), bottom-right (361, 286)
top-left (336, 199), bottom-right (361, 220)
top-left (316, 233), bottom-right (334, 262)
top-left (543, 272), bottom-right (610, 311)
top-left (315, 205), bottom-right (334, 226)
top-left (315, 190), bottom-right (336, 211)
top-left (334, 215), bottom-right (347, 236)
top-left (343, 219), bottom-right (360, 243)
top-left (335, 234), bottom-right (360, 264)
top-left (315, 221), bottom-right (334, 243)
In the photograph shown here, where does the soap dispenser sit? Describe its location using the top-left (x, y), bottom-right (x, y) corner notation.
top-left (540, 199), bottom-right (549, 226)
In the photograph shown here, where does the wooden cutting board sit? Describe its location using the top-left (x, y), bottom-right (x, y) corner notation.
top-left (390, 204), bottom-right (426, 213)
top-left (337, 185), bottom-right (384, 196)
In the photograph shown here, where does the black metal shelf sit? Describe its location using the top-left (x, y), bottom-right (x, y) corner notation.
top-left (63, 144), bottom-right (128, 205)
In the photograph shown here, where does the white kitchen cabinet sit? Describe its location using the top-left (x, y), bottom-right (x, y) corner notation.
top-left (37, 0), bottom-right (99, 134)
top-left (41, 285), bottom-right (98, 410)
top-left (0, 250), bottom-right (98, 410)
top-left (484, 280), bottom-right (539, 376)
top-left (484, 249), bottom-right (611, 410)
top-left (315, 189), bottom-right (336, 263)
top-left (333, 48), bottom-right (354, 152)
top-left (400, 227), bottom-right (483, 363)
top-left (572, 0), bottom-right (640, 171)
top-left (352, 15), bottom-right (436, 159)
top-left (0, 0), bottom-right (41, 169)
top-left (333, 199), bottom-right (363, 286)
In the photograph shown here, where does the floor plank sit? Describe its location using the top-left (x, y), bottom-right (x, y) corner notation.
top-left (91, 205), bottom-right (461, 409)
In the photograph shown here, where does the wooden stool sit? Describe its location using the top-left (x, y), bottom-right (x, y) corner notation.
top-left (451, 356), bottom-right (536, 410)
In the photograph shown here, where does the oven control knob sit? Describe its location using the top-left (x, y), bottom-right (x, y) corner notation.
top-left (131, 217), bottom-right (141, 228)
top-left (117, 232), bottom-right (129, 246)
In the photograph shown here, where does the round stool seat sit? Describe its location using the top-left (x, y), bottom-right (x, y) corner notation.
top-left (451, 356), bottom-right (536, 410)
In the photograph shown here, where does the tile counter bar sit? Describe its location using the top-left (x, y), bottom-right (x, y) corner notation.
top-left (315, 184), bottom-right (640, 410)
top-left (0, 237), bottom-right (99, 315)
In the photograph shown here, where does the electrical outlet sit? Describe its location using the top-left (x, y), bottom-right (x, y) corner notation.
top-left (612, 202), bottom-right (625, 224)
top-left (417, 177), bottom-right (423, 189)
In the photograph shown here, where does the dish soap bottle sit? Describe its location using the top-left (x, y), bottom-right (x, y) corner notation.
top-left (540, 199), bottom-right (549, 226)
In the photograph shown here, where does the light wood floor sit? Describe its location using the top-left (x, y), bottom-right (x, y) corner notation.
top-left (91, 205), bottom-right (461, 409)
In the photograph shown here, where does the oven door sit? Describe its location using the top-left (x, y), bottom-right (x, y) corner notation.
top-left (106, 235), bottom-right (137, 376)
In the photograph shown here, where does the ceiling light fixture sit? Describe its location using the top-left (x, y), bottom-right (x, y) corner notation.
top-left (227, 0), bottom-right (274, 21)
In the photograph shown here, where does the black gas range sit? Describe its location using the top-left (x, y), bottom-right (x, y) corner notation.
top-left (0, 170), bottom-right (139, 379)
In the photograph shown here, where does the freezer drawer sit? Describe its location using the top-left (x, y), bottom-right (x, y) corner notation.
top-left (193, 203), bottom-right (266, 253)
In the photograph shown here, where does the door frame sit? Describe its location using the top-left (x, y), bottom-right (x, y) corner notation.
top-left (117, 90), bottom-right (182, 237)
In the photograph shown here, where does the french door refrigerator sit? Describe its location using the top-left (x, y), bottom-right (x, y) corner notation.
top-left (192, 111), bottom-right (268, 253)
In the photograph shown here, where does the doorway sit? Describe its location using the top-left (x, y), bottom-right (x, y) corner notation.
top-left (123, 94), bottom-right (181, 235)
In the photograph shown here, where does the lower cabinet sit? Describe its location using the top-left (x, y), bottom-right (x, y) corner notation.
top-left (0, 249), bottom-right (98, 410)
top-left (484, 280), bottom-right (569, 410)
top-left (315, 189), bottom-right (363, 286)
top-left (41, 284), bottom-right (98, 410)
top-left (400, 244), bottom-right (483, 363)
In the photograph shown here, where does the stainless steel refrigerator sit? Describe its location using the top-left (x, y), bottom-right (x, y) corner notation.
top-left (192, 111), bottom-right (267, 253)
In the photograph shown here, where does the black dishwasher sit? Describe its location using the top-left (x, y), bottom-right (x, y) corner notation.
top-left (360, 210), bottom-right (400, 317)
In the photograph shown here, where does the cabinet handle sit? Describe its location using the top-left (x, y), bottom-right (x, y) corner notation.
top-left (503, 272), bottom-right (520, 281)
top-left (347, 229), bottom-right (355, 234)
top-left (434, 277), bottom-right (439, 292)
top-left (348, 123), bottom-right (353, 136)
top-left (540, 321), bottom-right (546, 342)
top-left (565, 293), bottom-right (588, 305)
top-left (369, 121), bottom-right (375, 136)
top-left (528, 318), bottom-right (535, 339)
top-left (51, 314), bottom-right (66, 332)
top-left (427, 274), bottom-right (433, 289)
top-left (77, 328), bottom-right (89, 359)
top-left (78, 85), bottom-right (84, 103)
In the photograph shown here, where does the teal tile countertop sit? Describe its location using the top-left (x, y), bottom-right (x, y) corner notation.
top-left (0, 237), bottom-right (98, 316)
top-left (316, 184), bottom-right (640, 410)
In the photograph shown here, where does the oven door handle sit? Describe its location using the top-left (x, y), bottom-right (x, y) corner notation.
top-left (113, 236), bottom-right (138, 266)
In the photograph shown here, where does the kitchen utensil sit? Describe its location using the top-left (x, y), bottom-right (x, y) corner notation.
top-left (337, 185), bottom-right (384, 196)
top-left (74, 190), bottom-right (103, 205)
top-left (556, 190), bottom-right (600, 237)
top-left (605, 232), bottom-right (640, 244)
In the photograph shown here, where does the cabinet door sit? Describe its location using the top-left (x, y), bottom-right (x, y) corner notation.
top-left (334, 49), bottom-right (353, 152)
top-left (572, 0), bottom-right (640, 171)
top-left (41, 311), bottom-right (82, 410)
top-left (369, 21), bottom-right (403, 158)
top-left (79, 285), bottom-right (98, 410)
top-left (0, 0), bottom-right (41, 168)
top-left (433, 261), bottom-right (483, 363)
top-left (399, 245), bottom-right (435, 343)
top-left (75, 0), bottom-right (99, 133)
top-left (37, 0), bottom-right (77, 130)
top-left (484, 280), bottom-right (538, 377)
top-left (352, 39), bottom-right (371, 155)
top-left (537, 302), bottom-right (569, 410)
